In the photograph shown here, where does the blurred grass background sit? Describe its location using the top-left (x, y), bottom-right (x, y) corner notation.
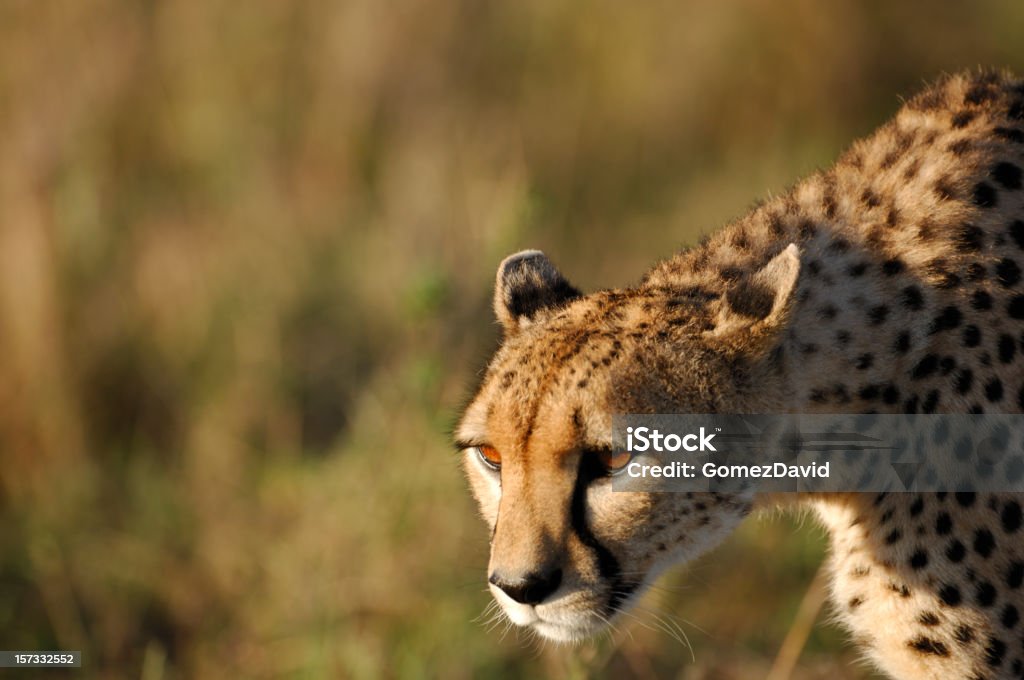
top-left (2, 1), bottom-right (1024, 678)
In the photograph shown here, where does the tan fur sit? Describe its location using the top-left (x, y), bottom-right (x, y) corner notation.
top-left (458, 70), bottom-right (1024, 678)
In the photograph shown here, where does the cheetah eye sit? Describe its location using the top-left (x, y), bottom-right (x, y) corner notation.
top-left (597, 449), bottom-right (632, 476)
top-left (475, 445), bottom-right (502, 471)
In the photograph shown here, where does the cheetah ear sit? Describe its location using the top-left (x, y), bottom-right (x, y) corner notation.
top-left (494, 250), bottom-right (582, 334)
top-left (707, 244), bottom-right (800, 352)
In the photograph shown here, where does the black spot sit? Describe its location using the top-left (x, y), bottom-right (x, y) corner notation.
top-left (1000, 334), bottom-right (1017, 363)
top-left (884, 204), bottom-right (901, 227)
top-left (955, 624), bottom-right (975, 644)
top-left (882, 258), bottom-right (904, 276)
top-left (955, 369), bottom-right (974, 394)
top-left (918, 611), bottom-right (941, 626)
top-left (858, 384), bottom-right (881, 401)
top-left (948, 138), bottom-right (971, 156)
top-left (848, 262), bottom-right (868, 277)
top-left (908, 636), bottom-right (949, 657)
top-left (1003, 605), bottom-right (1020, 629)
top-left (1009, 295), bottom-right (1024, 319)
top-left (964, 325), bottom-right (982, 347)
top-left (1003, 501), bottom-right (1023, 533)
top-left (993, 162), bottom-right (1023, 190)
top-left (947, 540), bottom-right (967, 563)
top-left (998, 259), bottom-right (1023, 287)
top-left (856, 354), bottom-right (874, 370)
top-left (977, 581), bottom-right (998, 607)
top-left (1007, 561), bottom-right (1024, 589)
top-left (987, 378), bottom-right (1005, 402)
top-left (882, 385), bottom-right (900, 404)
top-left (956, 492), bottom-right (977, 507)
top-left (889, 581), bottom-right (912, 597)
top-left (932, 306), bottom-right (963, 333)
top-left (904, 395), bottom-right (919, 413)
top-left (975, 530), bottom-right (997, 559)
top-left (911, 355), bottom-right (939, 379)
top-left (952, 110), bottom-right (976, 127)
top-left (922, 390), bottom-right (940, 413)
top-left (1011, 220), bottom-right (1024, 250)
top-left (885, 528), bottom-right (903, 545)
top-left (995, 127), bottom-right (1024, 143)
top-left (848, 596), bottom-right (864, 610)
top-left (957, 224), bottom-right (985, 251)
top-left (819, 305), bottom-right (838, 320)
top-left (939, 356), bottom-right (957, 374)
top-left (836, 330), bottom-right (851, 345)
top-left (986, 637), bottom-right (1007, 667)
top-left (973, 290), bottom-right (994, 311)
top-left (936, 512), bottom-right (953, 535)
top-left (869, 305), bottom-right (889, 325)
top-left (902, 286), bottom-right (925, 310)
top-left (940, 583), bottom-right (962, 605)
top-left (1020, 385), bottom-right (1024, 410)
top-left (910, 550), bottom-right (929, 570)
top-left (910, 496), bottom-right (925, 516)
top-left (894, 331), bottom-right (912, 354)
top-left (974, 182), bottom-right (998, 208)
top-left (966, 82), bottom-right (997, 105)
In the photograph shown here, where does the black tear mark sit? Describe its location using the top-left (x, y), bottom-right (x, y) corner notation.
top-left (570, 454), bottom-right (634, 613)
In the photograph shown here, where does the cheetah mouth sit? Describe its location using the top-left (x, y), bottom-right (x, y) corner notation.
top-left (491, 585), bottom-right (631, 642)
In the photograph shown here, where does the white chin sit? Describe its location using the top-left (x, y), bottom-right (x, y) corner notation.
top-left (532, 620), bottom-right (592, 643)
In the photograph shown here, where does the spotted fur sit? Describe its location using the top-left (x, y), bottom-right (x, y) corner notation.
top-left (457, 70), bottom-right (1024, 678)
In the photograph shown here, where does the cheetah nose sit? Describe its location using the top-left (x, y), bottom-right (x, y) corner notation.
top-left (489, 567), bottom-right (563, 606)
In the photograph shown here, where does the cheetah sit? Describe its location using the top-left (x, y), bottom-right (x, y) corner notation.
top-left (456, 70), bottom-right (1024, 678)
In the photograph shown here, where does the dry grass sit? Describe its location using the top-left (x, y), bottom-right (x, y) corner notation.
top-left (1, 1), bottom-right (1022, 677)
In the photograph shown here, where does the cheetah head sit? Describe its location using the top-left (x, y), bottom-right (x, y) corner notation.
top-left (456, 247), bottom-right (801, 642)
